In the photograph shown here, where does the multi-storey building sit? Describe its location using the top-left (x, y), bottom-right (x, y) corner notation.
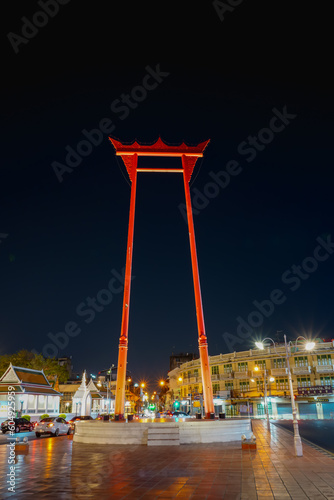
top-left (167, 340), bottom-right (334, 419)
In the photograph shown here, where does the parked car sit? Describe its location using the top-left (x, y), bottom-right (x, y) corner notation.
top-left (172, 411), bottom-right (192, 418)
top-left (68, 415), bottom-right (94, 432)
top-left (161, 411), bottom-right (173, 417)
top-left (1, 418), bottom-right (34, 434)
top-left (35, 417), bottom-right (71, 437)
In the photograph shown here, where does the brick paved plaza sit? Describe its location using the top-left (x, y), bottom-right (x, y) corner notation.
top-left (0, 421), bottom-right (333, 499)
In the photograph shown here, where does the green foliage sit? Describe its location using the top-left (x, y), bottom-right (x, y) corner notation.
top-left (22, 415), bottom-right (31, 421)
top-left (40, 414), bottom-right (49, 420)
top-left (58, 414), bottom-right (67, 419)
top-left (0, 350), bottom-right (69, 383)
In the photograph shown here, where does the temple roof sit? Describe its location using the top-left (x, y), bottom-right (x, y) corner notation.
top-left (109, 137), bottom-right (210, 182)
top-left (109, 137), bottom-right (210, 156)
top-left (72, 373), bottom-right (103, 399)
top-left (0, 364), bottom-right (62, 396)
top-left (4, 365), bottom-right (50, 385)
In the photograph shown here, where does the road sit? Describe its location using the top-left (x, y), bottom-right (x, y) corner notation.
top-left (272, 419), bottom-right (334, 454)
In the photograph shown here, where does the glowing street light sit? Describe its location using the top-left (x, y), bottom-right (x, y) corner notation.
top-left (255, 334), bottom-right (315, 456)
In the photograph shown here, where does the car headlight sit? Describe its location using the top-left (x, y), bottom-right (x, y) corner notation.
top-left (47, 423), bottom-right (54, 427)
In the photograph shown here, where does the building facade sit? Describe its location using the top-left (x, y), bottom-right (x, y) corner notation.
top-left (167, 340), bottom-right (334, 419)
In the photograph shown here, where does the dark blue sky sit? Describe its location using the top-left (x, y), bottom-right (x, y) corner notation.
top-left (1, 1), bottom-right (333, 384)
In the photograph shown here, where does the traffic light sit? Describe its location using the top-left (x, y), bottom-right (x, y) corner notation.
top-left (174, 400), bottom-right (180, 409)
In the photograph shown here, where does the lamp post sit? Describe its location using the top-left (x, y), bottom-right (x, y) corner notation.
top-left (105, 365), bottom-right (114, 415)
top-left (254, 366), bottom-right (274, 430)
top-left (255, 335), bottom-right (315, 457)
top-left (283, 334), bottom-right (303, 455)
top-left (263, 369), bottom-right (275, 430)
top-left (263, 368), bottom-right (269, 430)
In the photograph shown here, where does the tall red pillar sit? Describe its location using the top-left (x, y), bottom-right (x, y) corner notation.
top-left (114, 154), bottom-right (138, 418)
top-left (182, 155), bottom-right (214, 418)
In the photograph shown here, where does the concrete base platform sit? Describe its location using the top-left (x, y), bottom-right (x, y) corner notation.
top-left (73, 418), bottom-right (252, 445)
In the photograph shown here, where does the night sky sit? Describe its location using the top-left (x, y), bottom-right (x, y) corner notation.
top-left (1, 2), bottom-right (333, 385)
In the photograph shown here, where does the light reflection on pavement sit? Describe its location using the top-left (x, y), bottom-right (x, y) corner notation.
top-left (1, 420), bottom-right (334, 499)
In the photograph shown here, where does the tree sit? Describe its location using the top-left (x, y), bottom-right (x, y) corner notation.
top-left (0, 350), bottom-right (69, 384)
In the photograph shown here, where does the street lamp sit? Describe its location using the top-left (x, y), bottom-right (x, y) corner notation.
top-left (105, 365), bottom-right (114, 414)
top-left (255, 334), bottom-right (315, 456)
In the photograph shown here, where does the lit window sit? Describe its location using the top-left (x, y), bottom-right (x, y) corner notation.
top-left (237, 362), bottom-right (248, 372)
top-left (274, 358), bottom-right (286, 368)
top-left (295, 356), bottom-right (308, 367)
top-left (317, 355), bottom-right (331, 366)
top-left (297, 377), bottom-right (311, 387)
top-left (213, 383), bottom-right (219, 393)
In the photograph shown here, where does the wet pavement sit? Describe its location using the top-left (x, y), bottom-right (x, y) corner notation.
top-left (0, 420), bottom-right (333, 499)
